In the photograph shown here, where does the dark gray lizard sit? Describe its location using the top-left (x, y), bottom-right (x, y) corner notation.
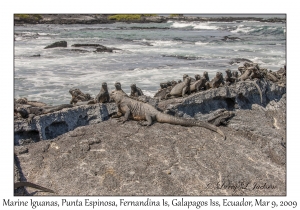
top-left (15, 181), bottom-right (55, 193)
top-left (110, 90), bottom-right (226, 140)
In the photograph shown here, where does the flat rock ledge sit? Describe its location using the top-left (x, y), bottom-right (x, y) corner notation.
top-left (14, 81), bottom-right (286, 196)
top-left (14, 103), bottom-right (117, 145)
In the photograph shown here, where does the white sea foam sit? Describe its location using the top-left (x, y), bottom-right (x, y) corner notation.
top-left (242, 20), bottom-right (260, 23)
top-left (150, 40), bottom-right (180, 46)
top-left (171, 21), bottom-right (219, 30)
top-left (37, 32), bottom-right (59, 36)
top-left (231, 25), bottom-right (253, 33)
top-left (195, 41), bottom-right (208, 45)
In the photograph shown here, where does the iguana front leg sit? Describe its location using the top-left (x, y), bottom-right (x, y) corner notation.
top-left (139, 114), bottom-right (153, 126)
top-left (111, 105), bottom-right (123, 118)
top-left (111, 111), bottom-right (123, 118)
top-left (122, 108), bottom-right (131, 123)
top-left (27, 114), bottom-right (35, 124)
top-left (182, 87), bottom-right (189, 97)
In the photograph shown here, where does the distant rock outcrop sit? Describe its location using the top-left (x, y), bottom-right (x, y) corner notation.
top-left (44, 41), bottom-right (67, 49)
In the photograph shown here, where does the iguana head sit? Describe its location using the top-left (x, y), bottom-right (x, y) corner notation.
top-left (110, 90), bottom-right (127, 103)
top-left (130, 83), bottom-right (137, 90)
top-left (215, 72), bottom-right (222, 79)
top-left (232, 71), bottom-right (239, 78)
top-left (102, 82), bottom-right (108, 90)
top-left (114, 82), bottom-right (122, 90)
top-left (184, 77), bottom-right (192, 84)
top-left (183, 74), bottom-right (188, 80)
top-left (195, 74), bottom-right (201, 80)
top-left (225, 69), bottom-right (231, 76)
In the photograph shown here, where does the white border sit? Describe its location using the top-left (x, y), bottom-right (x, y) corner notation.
top-left (2, 0), bottom-right (299, 209)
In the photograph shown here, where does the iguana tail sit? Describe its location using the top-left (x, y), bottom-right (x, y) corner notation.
top-left (156, 113), bottom-right (226, 140)
top-left (14, 181), bottom-right (55, 193)
top-left (241, 81), bottom-right (263, 104)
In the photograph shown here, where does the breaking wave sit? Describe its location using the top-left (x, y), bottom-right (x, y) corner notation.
top-left (170, 21), bottom-right (219, 30)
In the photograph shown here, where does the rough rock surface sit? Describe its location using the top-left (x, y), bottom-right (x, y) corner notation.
top-left (158, 79), bottom-right (285, 116)
top-left (14, 95), bottom-right (286, 195)
top-left (14, 80), bottom-right (285, 145)
top-left (14, 103), bottom-right (117, 145)
top-left (14, 80), bottom-right (286, 196)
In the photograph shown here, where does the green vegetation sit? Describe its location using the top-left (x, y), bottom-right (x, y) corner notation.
top-left (108, 14), bottom-right (157, 21)
top-left (14, 14), bottom-right (43, 20)
top-left (170, 14), bottom-right (184, 17)
top-left (142, 14), bottom-right (158, 17)
top-left (108, 14), bottom-right (141, 21)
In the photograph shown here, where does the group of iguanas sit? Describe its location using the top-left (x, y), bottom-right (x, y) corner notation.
top-left (14, 62), bottom-right (286, 194)
top-left (154, 62), bottom-right (286, 102)
top-left (14, 62), bottom-right (286, 132)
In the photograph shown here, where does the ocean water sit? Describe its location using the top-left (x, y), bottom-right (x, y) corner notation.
top-left (14, 18), bottom-right (286, 105)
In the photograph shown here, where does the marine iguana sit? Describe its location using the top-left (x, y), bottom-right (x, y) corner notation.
top-left (183, 74), bottom-right (195, 83)
top-left (206, 72), bottom-right (224, 89)
top-left (203, 71), bottom-right (210, 82)
top-left (154, 86), bottom-right (171, 100)
top-left (14, 181), bottom-right (55, 193)
top-left (16, 97), bottom-right (28, 104)
top-left (130, 83), bottom-right (144, 98)
top-left (166, 81), bottom-right (172, 87)
top-left (159, 82), bottom-right (168, 89)
top-left (15, 97), bottom-right (47, 107)
top-left (224, 69), bottom-right (237, 85)
top-left (110, 90), bottom-right (226, 140)
top-left (114, 81), bottom-right (128, 96)
top-left (232, 70), bottom-right (239, 79)
top-left (171, 80), bottom-right (178, 87)
top-left (190, 77), bottom-right (207, 92)
top-left (195, 74), bottom-right (201, 81)
top-left (69, 88), bottom-right (93, 104)
top-left (95, 82), bottom-right (110, 103)
top-left (167, 77), bottom-right (191, 98)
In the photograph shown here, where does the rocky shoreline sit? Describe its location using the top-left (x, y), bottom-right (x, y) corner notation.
top-left (14, 14), bottom-right (286, 25)
top-left (14, 75), bottom-right (286, 195)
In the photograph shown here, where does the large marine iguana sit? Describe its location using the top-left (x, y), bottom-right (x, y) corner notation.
top-left (110, 90), bottom-right (226, 140)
